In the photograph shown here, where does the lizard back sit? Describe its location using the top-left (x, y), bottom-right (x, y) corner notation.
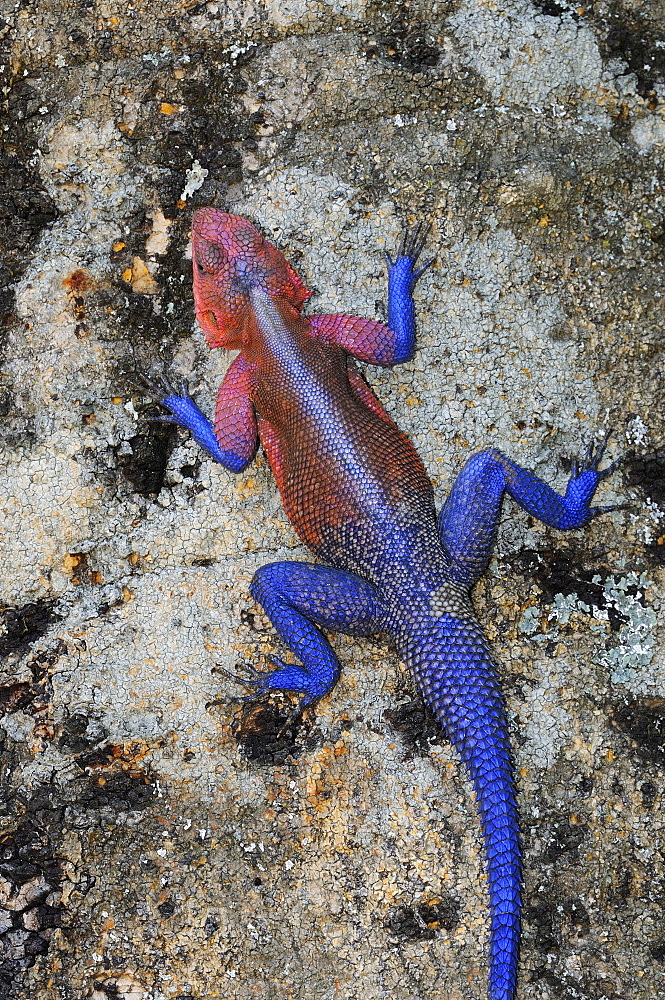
top-left (246, 286), bottom-right (438, 572)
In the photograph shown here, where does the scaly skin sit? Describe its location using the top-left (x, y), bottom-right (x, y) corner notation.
top-left (141, 208), bottom-right (619, 1000)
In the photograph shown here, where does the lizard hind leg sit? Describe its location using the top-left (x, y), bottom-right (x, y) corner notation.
top-left (237, 561), bottom-right (387, 715)
top-left (439, 433), bottom-right (621, 587)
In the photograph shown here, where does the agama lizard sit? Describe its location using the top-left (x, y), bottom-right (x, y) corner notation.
top-left (140, 209), bottom-right (619, 1000)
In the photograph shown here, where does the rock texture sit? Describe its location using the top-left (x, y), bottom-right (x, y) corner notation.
top-left (1, 2), bottom-right (664, 998)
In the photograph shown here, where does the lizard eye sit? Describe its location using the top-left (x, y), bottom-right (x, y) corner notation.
top-left (203, 310), bottom-right (218, 330)
top-left (195, 260), bottom-right (207, 274)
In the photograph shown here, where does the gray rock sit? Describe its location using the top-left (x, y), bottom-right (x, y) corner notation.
top-left (1, 2), bottom-right (664, 999)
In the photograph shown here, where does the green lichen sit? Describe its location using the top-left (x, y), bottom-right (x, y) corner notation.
top-left (518, 603), bottom-right (541, 635)
top-left (530, 573), bottom-right (657, 687)
top-left (596, 572), bottom-right (657, 685)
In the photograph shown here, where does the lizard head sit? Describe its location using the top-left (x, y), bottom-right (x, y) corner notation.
top-left (191, 208), bottom-right (311, 349)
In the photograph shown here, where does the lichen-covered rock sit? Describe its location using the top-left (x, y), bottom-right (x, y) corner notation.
top-left (1, 2), bottom-right (664, 998)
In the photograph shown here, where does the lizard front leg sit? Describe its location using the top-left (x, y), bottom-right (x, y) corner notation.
top-left (231, 561), bottom-right (387, 712)
top-left (138, 354), bottom-right (258, 472)
top-left (309, 222), bottom-right (433, 365)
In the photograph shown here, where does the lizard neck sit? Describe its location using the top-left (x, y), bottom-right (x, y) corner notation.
top-left (243, 286), bottom-right (310, 365)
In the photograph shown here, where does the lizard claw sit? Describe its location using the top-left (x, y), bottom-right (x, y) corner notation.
top-left (592, 501), bottom-right (631, 515)
top-left (385, 219), bottom-right (435, 274)
top-left (206, 665), bottom-right (269, 710)
top-left (214, 657), bottom-right (319, 723)
top-left (584, 428), bottom-right (610, 470)
top-left (215, 662), bottom-right (267, 691)
top-left (578, 428), bottom-right (624, 478)
top-left (128, 372), bottom-right (187, 405)
top-left (400, 219), bottom-right (432, 262)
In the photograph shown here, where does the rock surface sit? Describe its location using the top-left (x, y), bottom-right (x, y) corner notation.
top-left (1, 1), bottom-right (664, 998)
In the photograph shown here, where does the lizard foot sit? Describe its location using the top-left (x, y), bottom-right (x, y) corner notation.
top-left (565, 429), bottom-right (624, 523)
top-left (217, 656), bottom-right (324, 708)
top-left (213, 659), bottom-right (317, 738)
top-left (208, 663), bottom-right (309, 741)
top-left (129, 373), bottom-right (195, 427)
top-left (130, 371), bottom-right (242, 468)
top-left (571, 428), bottom-right (623, 479)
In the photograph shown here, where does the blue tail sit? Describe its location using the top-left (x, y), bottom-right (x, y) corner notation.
top-left (399, 614), bottom-right (521, 1000)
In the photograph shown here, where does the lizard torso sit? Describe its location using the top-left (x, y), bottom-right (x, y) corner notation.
top-left (249, 289), bottom-right (439, 583)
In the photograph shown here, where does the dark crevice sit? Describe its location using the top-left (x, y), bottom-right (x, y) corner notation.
top-left (609, 697), bottom-right (665, 764)
top-left (386, 897), bottom-right (459, 940)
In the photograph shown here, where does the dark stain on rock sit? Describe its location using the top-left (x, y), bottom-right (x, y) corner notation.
top-left (531, 0), bottom-right (581, 16)
top-left (239, 608), bottom-right (269, 632)
top-left (158, 898), bottom-right (176, 918)
top-left (541, 814), bottom-right (587, 863)
top-left (0, 601), bottom-right (61, 660)
top-left (613, 866), bottom-right (633, 906)
top-left (93, 64), bottom-right (253, 347)
top-left (226, 700), bottom-right (314, 764)
top-left (526, 897), bottom-right (560, 954)
top-left (92, 213), bottom-right (193, 357)
top-left (124, 57), bottom-right (249, 217)
top-left (641, 780), bottom-right (658, 808)
top-left (73, 744), bottom-right (127, 770)
top-left (0, 641), bottom-right (65, 732)
top-left (180, 458), bottom-right (201, 481)
top-left (562, 897), bottom-right (590, 938)
top-left (114, 422), bottom-right (178, 498)
top-left (383, 697), bottom-right (444, 755)
top-left (601, 14), bottom-right (665, 100)
top-left (532, 970), bottom-right (621, 1000)
top-left (364, 18), bottom-right (442, 70)
top-left (73, 740), bottom-right (163, 789)
top-left (0, 47), bottom-right (58, 340)
top-left (74, 771), bottom-right (155, 814)
top-left (624, 449), bottom-right (665, 563)
top-left (386, 897), bottom-right (459, 940)
top-left (157, 74), bottom-right (246, 214)
top-left (624, 448), bottom-right (665, 506)
top-left (610, 697), bottom-right (665, 764)
top-left (0, 805), bottom-right (64, 998)
top-left (506, 549), bottom-right (630, 629)
top-left (0, 682), bottom-right (34, 716)
top-left (58, 712), bottom-right (98, 754)
top-left (651, 938), bottom-right (665, 962)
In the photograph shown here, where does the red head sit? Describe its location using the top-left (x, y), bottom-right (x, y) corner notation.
top-left (191, 209), bottom-right (311, 349)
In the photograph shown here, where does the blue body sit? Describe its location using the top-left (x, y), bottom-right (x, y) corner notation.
top-left (149, 220), bottom-right (618, 1000)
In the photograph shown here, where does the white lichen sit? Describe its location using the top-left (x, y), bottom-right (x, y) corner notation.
top-left (625, 414), bottom-right (650, 449)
